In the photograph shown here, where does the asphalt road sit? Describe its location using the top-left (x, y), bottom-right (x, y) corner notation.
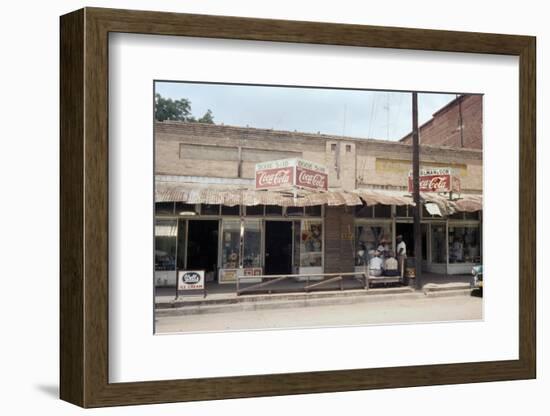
top-left (155, 294), bottom-right (482, 334)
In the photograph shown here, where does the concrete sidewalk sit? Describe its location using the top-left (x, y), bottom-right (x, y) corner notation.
top-left (155, 273), bottom-right (477, 317)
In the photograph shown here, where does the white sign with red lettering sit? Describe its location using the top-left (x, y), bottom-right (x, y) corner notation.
top-left (255, 158), bottom-right (328, 191)
top-left (408, 168), bottom-right (461, 193)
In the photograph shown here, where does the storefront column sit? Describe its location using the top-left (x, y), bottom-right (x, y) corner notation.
top-left (324, 206), bottom-right (355, 273)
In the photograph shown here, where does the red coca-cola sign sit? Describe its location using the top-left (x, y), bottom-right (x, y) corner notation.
top-left (296, 167), bottom-right (328, 191)
top-left (408, 172), bottom-right (461, 193)
top-left (255, 167), bottom-right (294, 190)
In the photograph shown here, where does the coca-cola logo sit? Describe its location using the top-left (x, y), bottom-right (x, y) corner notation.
top-left (421, 176), bottom-right (449, 191)
top-left (297, 169), bottom-right (327, 189)
top-left (257, 168), bottom-right (292, 187)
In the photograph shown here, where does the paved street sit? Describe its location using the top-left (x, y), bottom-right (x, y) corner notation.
top-left (155, 293), bottom-right (482, 334)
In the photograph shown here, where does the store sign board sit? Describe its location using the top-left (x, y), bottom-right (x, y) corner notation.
top-left (177, 270), bottom-right (205, 290)
top-left (255, 158), bottom-right (328, 191)
top-left (408, 168), bottom-right (461, 193)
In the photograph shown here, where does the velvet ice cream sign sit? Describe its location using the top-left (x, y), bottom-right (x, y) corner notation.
top-left (255, 158), bottom-right (328, 192)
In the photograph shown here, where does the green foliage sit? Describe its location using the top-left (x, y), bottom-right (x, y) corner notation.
top-left (155, 93), bottom-right (215, 124)
top-left (198, 109), bottom-right (214, 124)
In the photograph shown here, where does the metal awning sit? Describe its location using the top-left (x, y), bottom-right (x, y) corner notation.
top-left (155, 181), bottom-right (482, 212)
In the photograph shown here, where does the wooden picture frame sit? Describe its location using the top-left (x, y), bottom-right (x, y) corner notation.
top-left (60, 7), bottom-right (536, 408)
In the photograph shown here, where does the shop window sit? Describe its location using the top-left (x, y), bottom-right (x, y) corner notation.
top-left (265, 205), bottom-right (283, 216)
top-left (354, 223), bottom-right (392, 266)
top-left (305, 205), bottom-right (322, 217)
top-left (449, 211), bottom-right (465, 220)
top-left (464, 211), bottom-right (480, 220)
top-left (286, 206), bottom-right (304, 216)
top-left (395, 205), bottom-right (410, 217)
top-left (155, 202), bottom-right (175, 216)
top-left (300, 221), bottom-right (323, 267)
top-left (374, 204), bottom-right (392, 218)
top-left (176, 219), bottom-right (186, 270)
top-left (201, 204), bottom-right (220, 216)
top-left (243, 219), bottom-right (261, 268)
top-left (245, 205), bottom-right (264, 216)
top-left (448, 225), bottom-right (481, 263)
top-left (431, 224), bottom-right (446, 263)
top-left (355, 203), bottom-right (373, 218)
top-left (175, 202), bottom-right (198, 216)
top-left (221, 205), bottom-right (240, 216)
top-left (221, 219), bottom-right (241, 269)
top-left (154, 219), bottom-right (177, 272)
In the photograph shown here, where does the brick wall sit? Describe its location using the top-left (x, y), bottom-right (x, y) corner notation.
top-left (400, 94), bottom-right (483, 149)
top-left (155, 120), bottom-right (483, 192)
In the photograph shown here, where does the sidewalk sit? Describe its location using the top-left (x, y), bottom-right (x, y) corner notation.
top-left (155, 272), bottom-right (476, 316)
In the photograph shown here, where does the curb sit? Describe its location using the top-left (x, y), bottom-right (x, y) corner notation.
top-left (155, 286), bottom-right (475, 317)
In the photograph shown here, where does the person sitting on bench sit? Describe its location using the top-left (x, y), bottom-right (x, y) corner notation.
top-left (383, 251), bottom-right (400, 277)
top-left (368, 250), bottom-right (384, 276)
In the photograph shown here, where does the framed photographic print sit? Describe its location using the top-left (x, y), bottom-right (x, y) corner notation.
top-left (60, 7), bottom-right (536, 408)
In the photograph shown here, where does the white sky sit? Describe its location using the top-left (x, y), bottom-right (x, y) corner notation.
top-left (155, 81), bottom-right (460, 141)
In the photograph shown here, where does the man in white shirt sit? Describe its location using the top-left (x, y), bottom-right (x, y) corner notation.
top-left (369, 250), bottom-right (384, 276)
top-left (396, 235), bottom-right (407, 274)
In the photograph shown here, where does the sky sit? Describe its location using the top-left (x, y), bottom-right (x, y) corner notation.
top-left (155, 81), bottom-right (460, 141)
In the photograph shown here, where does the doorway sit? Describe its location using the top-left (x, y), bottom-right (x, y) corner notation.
top-left (265, 221), bottom-right (293, 275)
top-left (186, 220), bottom-right (219, 279)
top-left (396, 222), bottom-right (428, 260)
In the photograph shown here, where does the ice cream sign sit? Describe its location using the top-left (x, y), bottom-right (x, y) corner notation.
top-left (255, 158), bottom-right (328, 191)
top-left (408, 168), bottom-right (461, 193)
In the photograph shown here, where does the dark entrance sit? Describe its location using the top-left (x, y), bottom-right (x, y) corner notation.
top-left (265, 221), bottom-right (293, 275)
top-left (396, 222), bottom-right (427, 260)
top-left (186, 220), bottom-right (219, 279)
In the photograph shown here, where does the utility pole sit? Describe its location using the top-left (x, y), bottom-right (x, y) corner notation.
top-left (412, 92), bottom-right (422, 290)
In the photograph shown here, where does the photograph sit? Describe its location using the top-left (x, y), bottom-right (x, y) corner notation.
top-left (153, 82), bottom-right (483, 334)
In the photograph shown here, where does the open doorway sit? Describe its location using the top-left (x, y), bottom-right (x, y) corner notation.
top-left (186, 220), bottom-right (219, 281)
top-left (396, 222), bottom-right (428, 260)
top-left (265, 221), bottom-right (293, 275)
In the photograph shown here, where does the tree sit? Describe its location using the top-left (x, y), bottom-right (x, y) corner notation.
top-left (198, 109), bottom-right (214, 124)
top-left (155, 93), bottom-right (215, 124)
top-left (154, 93), bottom-right (192, 122)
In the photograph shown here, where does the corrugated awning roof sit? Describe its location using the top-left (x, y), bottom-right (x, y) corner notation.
top-left (155, 181), bottom-right (482, 212)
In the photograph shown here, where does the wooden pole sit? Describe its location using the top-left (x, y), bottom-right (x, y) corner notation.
top-left (412, 92), bottom-right (423, 290)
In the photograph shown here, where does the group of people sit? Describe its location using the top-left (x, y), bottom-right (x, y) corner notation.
top-left (366, 235), bottom-right (407, 277)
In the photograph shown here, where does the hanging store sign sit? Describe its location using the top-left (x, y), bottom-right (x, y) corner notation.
top-left (408, 168), bottom-right (461, 193)
top-left (255, 158), bottom-right (328, 192)
top-left (177, 270), bottom-right (205, 290)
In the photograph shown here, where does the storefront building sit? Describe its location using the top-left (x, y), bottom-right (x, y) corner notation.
top-left (154, 121), bottom-right (482, 287)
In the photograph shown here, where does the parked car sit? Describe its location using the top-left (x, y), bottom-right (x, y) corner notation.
top-left (471, 265), bottom-right (483, 289)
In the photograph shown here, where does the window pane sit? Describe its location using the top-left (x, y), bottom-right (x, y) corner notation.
top-left (176, 219), bottom-right (186, 270)
top-left (221, 219), bottom-right (241, 269)
top-left (155, 219), bottom-right (177, 271)
top-left (201, 204), bottom-right (220, 215)
top-left (221, 205), bottom-right (240, 216)
top-left (355, 223), bottom-right (392, 266)
top-left (300, 220), bottom-right (323, 267)
top-left (449, 226), bottom-right (481, 263)
top-left (375, 204), bottom-right (392, 218)
top-left (286, 206), bottom-right (304, 216)
top-left (431, 224), bottom-right (446, 263)
top-left (155, 202), bottom-right (174, 216)
top-left (395, 205), bottom-right (409, 217)
top-left (464, 210), bottom-right (480, 220)
top-left (265, 205), bottom-right (283, 216)
top-left (243, 219), bottom-right (261, 268)
top-left (355, 204), bottom-right (373, 218)
top-left (245, 205), bottom-right (264, 216)
top-left (304, 205), bottom-right (322, 217)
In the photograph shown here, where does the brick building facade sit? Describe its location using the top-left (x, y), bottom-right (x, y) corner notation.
top-left (400, 94), bottom-right (482, 149)
top-left (154, 117), bottom-right (483, 287)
